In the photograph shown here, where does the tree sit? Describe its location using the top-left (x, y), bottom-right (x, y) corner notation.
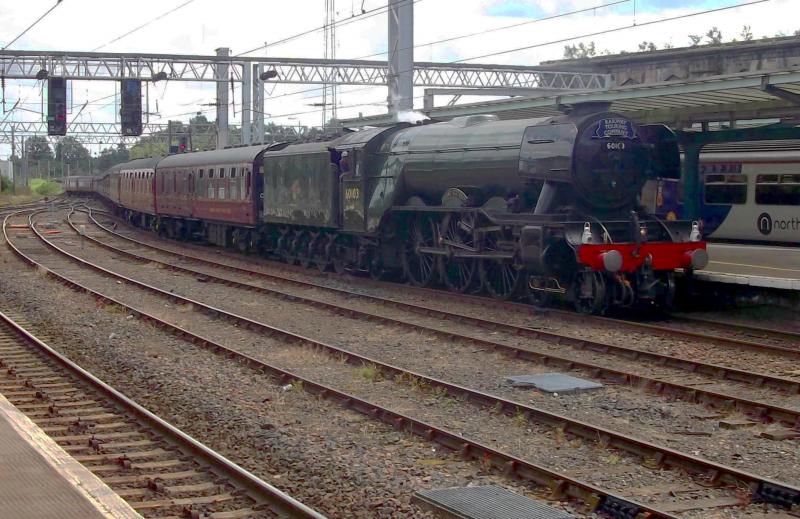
top-left (688, 34), bottom-right (703, 46)
top-left (740, 25), bottom-right (753, 41)
top-left (563, 41), bottom-right (596, 59)
top-left (705, 27), bottom-right (723, 45)
top-left (96, 144), bottom-right (130, 173)
top-left (55, 137), bottom-right (90, 165)
top-left (23, 136), bottom-right (53, 162)
top-left (638, 41), bottom-right (657, 52)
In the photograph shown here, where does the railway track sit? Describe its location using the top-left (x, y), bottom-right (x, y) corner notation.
top-left (83, 206), bottom-right (800, 358)
top-left (0, 293), bottom-right (325, 518)
top-left (0, 197), bottom-right (66, 216)
top-left (75, 207), bottom-right (800, 426)
top-left (7, 206), bottom-right (800, 518)
top-left (665, 314), bottom-right (800, 348)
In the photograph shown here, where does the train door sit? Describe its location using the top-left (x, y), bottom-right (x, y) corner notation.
top-left (340, 149), bottom-right (366, 232)
top-left (188, 170), bottom-right (196, 217)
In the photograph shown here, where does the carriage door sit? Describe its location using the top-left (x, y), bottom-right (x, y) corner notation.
top-left (188, 171), bottom-right (196, 215)
top-left (340, 149), bottom-right (366, 232)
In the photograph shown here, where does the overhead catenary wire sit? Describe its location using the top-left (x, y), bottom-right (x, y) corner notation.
top-left (92, 0), bottom-right (197, 51)
top-left (455, 0), bottom-right (770, 62)
top-left (256, 0), bottom-right (631, 105)
top-left (1, 0), bottom-right (64, 51)
top-left (351, 0), bottom-right (631, 61)
top-left (8, 0), bottom-right (775, 143)
top-left (260, 0), bottom-right (773, 117)
top-left (235, 0), bottom-right (421, 56)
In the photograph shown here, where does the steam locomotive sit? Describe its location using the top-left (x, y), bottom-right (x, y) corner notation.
top-left (71, 106), bottom-right (708, 314)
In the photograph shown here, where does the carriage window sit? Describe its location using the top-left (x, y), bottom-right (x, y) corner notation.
top-left (704, 173), bottom-right (747, 205)
top-left (218, 186), bottom-right (226, 200)
top-left (756, 173), bottom-right (800, 206)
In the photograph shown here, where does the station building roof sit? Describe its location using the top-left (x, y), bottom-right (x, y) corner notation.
top-left (340, 68), bottom-right (800, 129)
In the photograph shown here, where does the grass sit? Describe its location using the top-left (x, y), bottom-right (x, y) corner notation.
top-left (513, 408), bottom-right (528, 427)
top-left (0, 178), bottom-right (62, 207)
top-left (359, 363), bottom-right (382, 382)
top-left (30, 178), bottom-right (62, 197)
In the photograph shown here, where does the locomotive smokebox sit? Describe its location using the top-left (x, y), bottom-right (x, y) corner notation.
top-left (520, 110), bottom-right (678, 214)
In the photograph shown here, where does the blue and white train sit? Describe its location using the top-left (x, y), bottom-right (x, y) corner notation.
top-left (649, 143), bottom-right (800, 244)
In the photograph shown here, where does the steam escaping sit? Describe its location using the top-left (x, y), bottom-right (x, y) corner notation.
top-left (394, 110), bottom-right (430, 124)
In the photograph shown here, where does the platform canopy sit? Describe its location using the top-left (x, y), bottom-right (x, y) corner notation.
top-left (340, 67), bottom-right (800, 128)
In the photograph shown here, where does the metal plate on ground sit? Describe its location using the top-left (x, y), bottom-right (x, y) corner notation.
top-left (413, 485), bottom-right (574, 519)
top-left (506, 373), bottom-right (603, 393)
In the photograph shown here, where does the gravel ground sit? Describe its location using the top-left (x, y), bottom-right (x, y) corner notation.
top-left (60, 211), bottom-right (800, 487)
top-left (2, 216), bottom-right (591, 519)
top-left (87, 211), bottom-right (800, 371)
top-left (7, 209), bottom-right (794, 518)
top-left (78, 213), bottom-right (800, 407)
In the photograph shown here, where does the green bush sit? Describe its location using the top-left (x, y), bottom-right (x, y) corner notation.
top-left (0, 176), bottom-right (11, 193)
top-left (30, 178), bottom-right (62, 197)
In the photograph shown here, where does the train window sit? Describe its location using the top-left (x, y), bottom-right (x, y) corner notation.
top-left (756, 174), bottom-right (800, 205)
top-left (219, 186), bottom-right (226, 200)
top-left (704, 173), bottom-right (747, 205)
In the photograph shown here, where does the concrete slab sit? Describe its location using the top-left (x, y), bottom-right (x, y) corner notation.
top-left (414, 485), bottom-right (574, 519)
top-left (506, 373), bottom-right (603, 393)
top-left (698, 243), bottom-right (800, 291)
top-left (0, 394), bottom-right (140, 519)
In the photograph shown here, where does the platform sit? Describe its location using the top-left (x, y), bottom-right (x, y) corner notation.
top-left (696, 243), bottom-right (800, 291)
top-left (0, 394), bottom-right (141, 519)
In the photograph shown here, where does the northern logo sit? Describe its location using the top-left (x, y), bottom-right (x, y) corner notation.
top-left (757, 212), bottom-right (772, 235)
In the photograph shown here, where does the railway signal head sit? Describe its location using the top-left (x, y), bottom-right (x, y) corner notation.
top-left (120, 79), bottom-right (143, 136)
top-left (47, 78), bottom-right (67, 136)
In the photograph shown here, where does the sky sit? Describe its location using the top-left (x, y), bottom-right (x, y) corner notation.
top-left (1, 0), bottom-right (798, 158)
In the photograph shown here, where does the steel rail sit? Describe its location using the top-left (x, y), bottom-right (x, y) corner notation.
top-left (666, 314), bottom-right (800, 344)
top-left (3, 209), bottom-right (687, 519)
top-left (1, 209), bottom-right (328, 519)
top-left (84, 208), bottom-right (800, 361)
top-left (0, 196), bottom-right (66, 215)
top-left (78, 209), bottom-right (800, 412)
top-left (31, 207), bottom-right (800, 511)
top-left (84, 200), bottom-right (800, 360)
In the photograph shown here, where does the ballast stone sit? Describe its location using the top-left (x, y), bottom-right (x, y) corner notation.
top-left (506, 373), bottom-right (603, 393)
top-left (414, 485), bottom-right (574, 519)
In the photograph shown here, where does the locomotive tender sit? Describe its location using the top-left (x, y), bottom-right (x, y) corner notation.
top-left (74, 107), bottom-right (708, 314)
